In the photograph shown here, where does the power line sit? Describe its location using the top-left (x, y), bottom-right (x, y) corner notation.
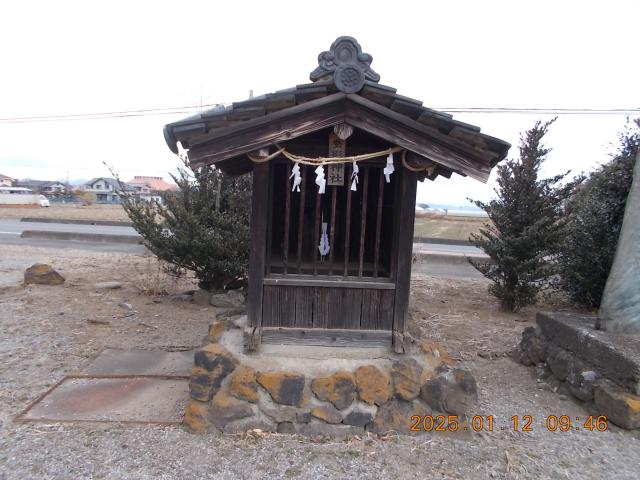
top-left (0, 104), bottom-right (638, 124)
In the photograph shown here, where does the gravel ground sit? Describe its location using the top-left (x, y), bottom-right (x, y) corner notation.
top-left (1, 245), bottom-right (639, 479)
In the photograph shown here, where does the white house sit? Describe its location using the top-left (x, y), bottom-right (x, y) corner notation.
top-left (81, 177), bottom-right (123, 203)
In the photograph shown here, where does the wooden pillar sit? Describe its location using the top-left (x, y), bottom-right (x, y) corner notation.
top-left (247, 162), bottom-right (269, 341)
top-left (391, 167), bottom-right (417, 353)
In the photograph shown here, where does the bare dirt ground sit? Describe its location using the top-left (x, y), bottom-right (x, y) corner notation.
top-left (0, 204), bottom-right (130, 222)
top-left (1, 245), bottom-right (639, 479)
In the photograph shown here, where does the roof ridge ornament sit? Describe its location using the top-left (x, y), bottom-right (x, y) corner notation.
top-left (310, 36), bottom-right (380, 94)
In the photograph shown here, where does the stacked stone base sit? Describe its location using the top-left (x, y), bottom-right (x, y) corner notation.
top-left (184, 314), bottom-right (478, 438)
top-left (515, 312), bottom-right (640, 430)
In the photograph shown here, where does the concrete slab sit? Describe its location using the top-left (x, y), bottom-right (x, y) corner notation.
top-left (21, 377), bottom-right (188, 424)
top-left (82, 349), bottom-right (193, 377)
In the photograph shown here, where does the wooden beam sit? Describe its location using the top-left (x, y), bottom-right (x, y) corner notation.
top-left (358, 167), bottom-right (369, 277)
top-left (263, 276), bottom-right (395, 290)
top-left (247, 162), bottom-right (269, 328)
top-left (344, 96), bottom-right (493, 182)
top-left (261, 327), bottom-right (392, 348)
top-left (283, 163), bottom-right (291, 274)
top-left (296, 166), bottom-right (306, 273)
top-left (391, 167), bottom-right (417, 352)
top-left (188, 93), bottom-right (348, 167)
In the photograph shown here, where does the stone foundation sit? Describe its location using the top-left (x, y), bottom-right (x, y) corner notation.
top-left (515, 311), bottom-right (640, 430)
top-left (184, 310), bottom-right (478, 437)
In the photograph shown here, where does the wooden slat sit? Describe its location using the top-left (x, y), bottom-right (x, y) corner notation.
top-left (379, 289), bottom-right (396, 330)
top-left (391, 168), bottom-right (418, 351)
top-left (264, 163), bottom-right (274, 274)
top-left (313, 185), bottom-right (322, 276)
top-left (344, 288), bottom-right (363, 329)
top-left (247, 162), bottom-right (269, 328)
top-left (358, 167), bottom-right (370, 277)
top-left (326, 289), bottom-right (363, 330)
top-left (294, 286), bottom-right (314, 328)
top-left (361, 289), bottom-right (395, 330)
top-left (261, 327), bottom-right (392, 348)
top-left (261, 285), bottom-right (296, 327)
top-left (283, 163), bottom-right (291, 274)
top-left (343, 164), bottom-right (353, 276)
top-left (313, 288), bottom-right (329, 328)
top-left (361, 290), bottom-right (380, 330)
top-left (373, 168), bottom-right (384, 277)
top-left (264, 276), bottom-right (395, 290)
top-left (328, 186), bottom-right (337, 275)
top-left (296, 166), bottom-right (306, 273)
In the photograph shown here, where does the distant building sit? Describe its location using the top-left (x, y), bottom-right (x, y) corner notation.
top-left (81, 177), bottom-right (123, 203)
top-left (81, 177), bottom-right (167, 204)
top-left (15, 179), bottom-right (68, 195)
top-left (0, 174), bottom-right (13, 187)
top-left (126, 176), bottom-right (177, 192)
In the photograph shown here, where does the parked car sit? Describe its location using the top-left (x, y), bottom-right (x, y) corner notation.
top-left (39, 195), bottom-right (50, 207)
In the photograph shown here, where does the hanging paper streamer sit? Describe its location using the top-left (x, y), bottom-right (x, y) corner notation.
top-left (383, 153), bottom-right (395, 183)
top-left (319, 222), bottom-right (330, 258)
top-left (290, 163), bottom-right (301, 192)
top-left (315, 165), bottom-right (326, 194)
top-left (350, 161), bottom-right (359, 191)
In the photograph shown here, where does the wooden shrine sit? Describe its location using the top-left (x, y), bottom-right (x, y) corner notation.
top-left (163, 37), bottom-right (510, 352)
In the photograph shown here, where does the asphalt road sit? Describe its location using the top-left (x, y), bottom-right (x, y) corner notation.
top-left (0, 219), bottom-right (485, 277)
top-left (0, 219), bottom-right (139, 237)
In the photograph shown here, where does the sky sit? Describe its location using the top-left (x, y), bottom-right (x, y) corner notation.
top-left (1, 0), bottom-right (638, 206)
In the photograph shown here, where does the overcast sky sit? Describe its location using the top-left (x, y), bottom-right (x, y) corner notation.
top-left (1, 0), bottom-right (638, 205)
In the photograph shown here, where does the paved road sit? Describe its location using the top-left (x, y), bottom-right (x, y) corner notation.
top-left (0, 219), bottom-right (486, 277)
top-left (0, 219), bottom-right (139, 237)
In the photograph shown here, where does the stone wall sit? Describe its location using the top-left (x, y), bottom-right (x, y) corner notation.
top-left (184, 310), bottom-right (478, 438)
top-left (515, 312), bottom-right (640, 430)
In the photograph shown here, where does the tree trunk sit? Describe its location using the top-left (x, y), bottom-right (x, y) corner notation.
top-left (598, 151), bottom-right (640, 332)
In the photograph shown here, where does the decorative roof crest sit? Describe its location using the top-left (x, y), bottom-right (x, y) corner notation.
top-left (310, 36), bottom-right (380, 94)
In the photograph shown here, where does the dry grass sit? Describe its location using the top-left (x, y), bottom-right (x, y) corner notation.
top-left (0, 204), bottom-right (130, 221)
top-left (414, 215), bottom-right (488, 241)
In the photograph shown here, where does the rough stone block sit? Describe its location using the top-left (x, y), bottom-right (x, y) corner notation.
top-left (209, 390), bottom-right (254, 429)
top-left (420, 366), bottom-right (478, 416)
top-left (370, 398), bottom-right (430, 434)
top-left (355, 365), bottom-right (391, 406)
top-left (547, 347), bottom-right (573, 381)
top-left (257, 372), bottom-right (306, 407)
top-left (189, 367), bottom-right (217, 402)
top-left (343, 409), bottom-right (374, 428)
top-left (311, 371), bottom-right (356, 410)
top-left (228, 366), bottom-right (259, 403)
top-left (207, 321), bottom-right (227, 343)
top-left (416, 339), bottom-right (453, 369)
top-left (277, 422), bottom-right (297, 434)
top-left (537, 311), bottom-right (640, 394)
top-left (24, 263), bottom-right (65, 285)
top-left (311, 405), bottom-right (342, 424)
top-left (193, 288), bottom-right (212, 306)
top-left (391, 358), bottom-right (423, 400)
top-left (194, 344), bottom-right (237, 372)
top-left (183, 399), bottom-right (209, 433)
top-left (594, 380), bottom-right (640, 430)
top-left (259, 403), bottom-right (300, 423)
top-left (210, 290), bottom-right (245, 308)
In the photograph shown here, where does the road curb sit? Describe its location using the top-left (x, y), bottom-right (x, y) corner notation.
top-left (20, 230), bottom-right (143, 244)
top-left (21, 217), bottom-right (133, 227)
top-left (413, 251), bottom-right (489, 265)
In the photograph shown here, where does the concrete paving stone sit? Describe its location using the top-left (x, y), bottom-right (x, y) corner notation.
top-left (21, 377), bottom-right (188, 423)
top-left (82, 348), bottom-right (194, 376)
